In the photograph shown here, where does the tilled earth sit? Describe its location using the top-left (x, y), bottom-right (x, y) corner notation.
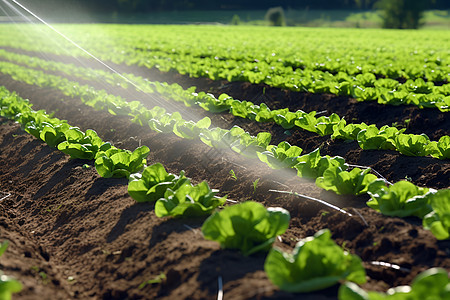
top-left (0, 51), bottom-right (449, 299)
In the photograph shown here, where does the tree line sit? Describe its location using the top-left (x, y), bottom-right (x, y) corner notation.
top-left (14, 0), bottom-right (450, 13)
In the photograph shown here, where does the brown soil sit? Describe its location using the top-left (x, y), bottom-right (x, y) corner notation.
top-left (0, 48), bottom-right (449, 299)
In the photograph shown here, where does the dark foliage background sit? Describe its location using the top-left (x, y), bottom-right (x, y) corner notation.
top-left (9, 0), bottom-right (450, 13)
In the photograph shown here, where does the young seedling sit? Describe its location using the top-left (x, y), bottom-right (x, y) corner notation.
top-left (138, 273), bottom-right (166, 289)
top-left (229, 169), bottom-right (237, 181)
top-left (252, 178), bottom-right (260, 194)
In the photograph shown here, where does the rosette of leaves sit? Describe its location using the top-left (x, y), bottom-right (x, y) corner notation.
top-left (314, 113), bottom-right (342, 136)
top-left (37, 122), bottom-right (70, 147)
top-left (393, 133), bottom-right (431, 156)
top-left (426, 136), bottom-right (450, 160)
top-left (94, 145), bottom-right (150, 178)
top-left (231, 131), bottom-right (272, 158)
top-left (332, 120), bottom-right (369, 141)
top-left (213, 126), bottom-right (245, 149)
top-left (57, 128), bottom-right (112, 160)
top-left (195, 92), bottom-right (231, 113)
top-left (173, 117), bottom-right (211, 139)
top-left (316, 166), bottom-right (378, 195)
top-left (257, 141), bottom-right (303, 169)
top-left (21, 112), bottom-right (69, 147)
top-left (273, 110), bottom-right (301, 130)
top-left (128, 163), bottom-right (190, 203)
top-left (202, 201), bottom-right (290, 256)
top-left (294, 148), bottom-right (347, 179)
top-left (155, 181), bottom-right (226, 218)
top-left (339, 268), bottom-right (450, 300)
top-left (357, 125), bottom-right (404, 151)
top-left (148, 111), bottom-right (183, 133)
top-left (367, 180), bottom-right (433, 218)
top-left (423, 189), bottom-right (450, 240)
top-left (265, 229), bottom-right (366, 293)
top-left (294, 111), bottom-right (319, 133)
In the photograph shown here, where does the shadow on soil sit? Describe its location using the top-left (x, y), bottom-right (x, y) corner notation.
top-left (32, 158), bottom-right (83, 200)
top-left (106, 202), bottom-right (155, 243)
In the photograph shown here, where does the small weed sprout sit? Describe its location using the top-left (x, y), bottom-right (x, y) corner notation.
top-left (253, 178), bottom-right (260, 193)
top-left (229, 169), bottom-right (237, 181)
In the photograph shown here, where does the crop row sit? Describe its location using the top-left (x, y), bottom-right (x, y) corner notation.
top-left (1, 25), bottom-right (449, 84)
top-left (0, 59), bottom-right (448, 240)
top-left (5, 25), bottom-right (450, 79)
top-left (0, 52), bottom-right (448, 160)
top-left (1, 86), bottom-right (449, 299)
top-left (0, 25), bottom-right (449, 111)
top-left (0, 86), bottom-right (382, 295)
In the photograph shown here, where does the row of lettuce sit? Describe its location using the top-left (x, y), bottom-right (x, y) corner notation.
top-left (1, 57), bottom-right (449, 238)
top-left (0, 25), bottom-right (449, 111)
top-left (0, 53), bottom-right (449, 161)
top-left (1, 25), bottom-right (448, 83)
top-left (1, 86), bottom-right (449, 299)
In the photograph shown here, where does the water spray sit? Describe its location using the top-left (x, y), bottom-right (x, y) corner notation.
top-left (1, 0), bottom-right (166, 106)
top-left (269, 189), bottom-right (353, 217)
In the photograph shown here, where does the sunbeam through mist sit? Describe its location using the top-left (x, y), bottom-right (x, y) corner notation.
top-left (0, 0), bottom-right (199, 117)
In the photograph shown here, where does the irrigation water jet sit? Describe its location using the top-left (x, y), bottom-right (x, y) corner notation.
top-left (0, 0), bottom-right (200, 120)
top-left (269, 189), bottom-right (353, 217)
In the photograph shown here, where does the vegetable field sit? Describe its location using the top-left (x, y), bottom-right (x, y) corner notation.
top-left (0, 24), bottom-right (449, 299)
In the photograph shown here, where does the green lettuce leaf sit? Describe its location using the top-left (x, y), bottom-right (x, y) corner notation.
top-left (265, 229), bottom-right (366, 293)
top-left (202, 201), bottom-right (290, 256)
top-left (423, 189), bottom-right (450, 240)
top-left (155, 181), bottom-right (226, 217)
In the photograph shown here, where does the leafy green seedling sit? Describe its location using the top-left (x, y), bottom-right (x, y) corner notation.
top-left (95, 145), bottom-right (150, 178)
top-left (155, 182), bottom-right (226, 218)
top-left (128, 163), bottom-right (189, 203)
top-left (229, 169), bottom-right (237, 181)
top-left (316, 166), bottom-right (377, 195)
top-left (202, 201), bottom-right (290, 256)
top-left (265, 229), bottom-right (366, 293)
top-left (423, 189), bottom-right (450, 240)
top-left (367, 180), bottom-right (433, 218)
top-left (138, 273), bottom-right (166, 289)
top-left (253, 178), bottom-right (260, 193)
top-left (338, 267), bottom-right (450, 300)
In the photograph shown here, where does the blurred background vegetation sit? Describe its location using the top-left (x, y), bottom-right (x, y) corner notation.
top-left (1, 0), bottom-right (449, 29)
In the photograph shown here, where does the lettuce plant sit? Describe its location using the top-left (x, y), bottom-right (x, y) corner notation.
top-left (173, 117), bottom-right (211, 139)
top-left (58, 128), bottom-right (112, 160)
top-left (316, 166), bottom-right (377, 195)
top-left (148, 111), bottom-right (183, 133)
top-left (128, 163), bottom-right (190, 203)
top-left (314, 113), bottom-right (341, 136)
top-left (367, 180), bottom-right (433, 218)
top-left (202, 201), bottom-right (290, 256)
top-left (257, 141), bottom-right (303, 169)
top-left (423, 189), bottom-right (450, 240)
top-left (199, 126), bottom-right (244, 149)
top-left (95, 145), bottom-right (150, 178)
top-left (426, 136), bottom-right (450, 159)
top-left (273, 110), bottom-right (300, 129)
top-left (231, 131), bottom-right (272, 158)
top-left (37, 122), bottom-right (70, 147)
top-left (294, 148), bottom-right (347, 179)
top-left (155, 181), bottom-right (226, 218)
top-left (339, 268), bottom-right (450, 300)
top-left (357, 125), bottom-right (403, 150)
top-left (265, 229), bottom-right (366, 293)
top-left (393, 133), bottom-right (431, 156)
top-left (332, 120), bottom-right (369, 140)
